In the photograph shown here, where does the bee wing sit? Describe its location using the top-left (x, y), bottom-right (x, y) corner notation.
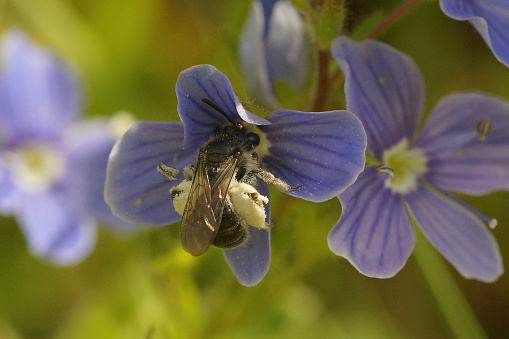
top-left (180, 153), bottom-right (240, 256)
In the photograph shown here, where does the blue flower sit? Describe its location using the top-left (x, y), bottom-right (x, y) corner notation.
top-left (239, 0), bottom-right (309, 108)
top-left (329, 36), bottom-right (507, 282)
top-left (105, 64), bottom-right (367, 286)
top-left (440, 0), bottom-right (509, 67)
top-left (0, 30), bottom-right (136, 265)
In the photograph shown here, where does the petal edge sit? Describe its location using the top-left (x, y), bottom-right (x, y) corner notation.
top-left (406, 185), bottom-right (503, 282)
top-left (260, 109), bottom-right (367, 202)
top-left (328, 167), bottom-right (415, 278)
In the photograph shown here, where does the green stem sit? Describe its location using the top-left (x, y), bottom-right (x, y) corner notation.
top-left (367, 0), bottom-right (427, 39)
top-left (413, 232), bottom-right (488, 339)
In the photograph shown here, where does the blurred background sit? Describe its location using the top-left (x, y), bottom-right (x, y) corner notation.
top-left (0, 0), bottom-right (508, 338)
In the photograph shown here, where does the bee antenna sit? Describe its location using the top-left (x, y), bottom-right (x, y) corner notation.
top-left (201, 98), bottom-right (236, 125)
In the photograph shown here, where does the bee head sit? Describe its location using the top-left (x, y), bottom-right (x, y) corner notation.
top-left (203, 98), bottom-right (261, 150)
top-left (246, 131), bottom-right (260, 149)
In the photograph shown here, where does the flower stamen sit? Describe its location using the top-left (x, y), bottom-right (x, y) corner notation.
top-left (425, 183), bottom-right (498, 229)
top-left (375, 163), bottom-right (395, 178)
top-left (476, 119), bottom-right (492, 141)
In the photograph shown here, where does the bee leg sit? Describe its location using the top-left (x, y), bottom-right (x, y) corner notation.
top-left (157, 162), bottom-right (179, 181)
top-left (182, 164), bottom-right (196, 180)
top-left (253, 169), bottom-right (304, 191)
top-left (241, 172), bottom-right (258, 186)
top-left (251, 152), bottom-right (260, 162)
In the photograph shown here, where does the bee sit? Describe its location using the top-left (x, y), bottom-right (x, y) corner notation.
top-left (157, 98), bottom-right (301, 256)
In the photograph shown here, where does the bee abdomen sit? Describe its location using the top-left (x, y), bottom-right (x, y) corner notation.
top-left (212, 208), bottom-right (249, 249)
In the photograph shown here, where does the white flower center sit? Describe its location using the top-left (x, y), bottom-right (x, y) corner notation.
top-left (8, 143), bottom-right (67, 194)
top-left (108, 111), bottom-right (135, 139)
top-left (381, 138), bottom-right (428, 194)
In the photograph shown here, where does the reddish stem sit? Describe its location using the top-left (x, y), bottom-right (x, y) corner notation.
top-left (367, 0), bottom-right (427, 39)
top-left (310, 0), bottom-right (427, 111)
top-left (311, 49), bottom-right (330, 112)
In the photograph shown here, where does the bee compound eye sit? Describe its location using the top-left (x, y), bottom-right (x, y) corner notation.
top-left (247, 132), bottom-right (260, 147)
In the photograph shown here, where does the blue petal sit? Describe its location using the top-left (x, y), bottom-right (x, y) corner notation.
top-left (328, 167), bottom-right (415, 278)
top-left (176, 65), bottom-right (271, 148)
top-left (415, 92), bottom-right (509, 195)
top-left (331, 36), bottom-right (425, 159)
top-left (18, 191), bottom-right (97, 265)
top-left (0, 161), bottom-right (22, 214)
top-left (0, 30), bottom-right (81, 144)
top-left (440, 0), bottom-right (509, 67)
top-left (105, 121), bottom-right (194, 225)
top-left (259, 109), bottom-right (366, 202)
top-left (64, 120), bottom-right (139, 230)
top-left (260, 0), bottom-right (279, 26)
top-left (265, 0), bottom-right (309, 91)
top-left (239, 1), bottom-right (279, 108)
top-left (239, 1), bottom-right (309, 109)
top-left (405, 185), bottom-right (503, 282)
top-left (223, 182), bottom-right (271, 286)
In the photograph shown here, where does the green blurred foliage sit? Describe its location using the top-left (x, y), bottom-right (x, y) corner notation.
top-left (298, 0), bottom-right (346, 50)
top-left (0, 0), bottom-right (508, 338)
